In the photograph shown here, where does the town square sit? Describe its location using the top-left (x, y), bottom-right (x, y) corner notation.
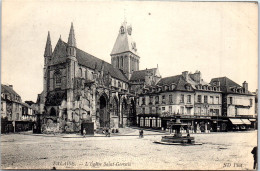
top-left (1, 129), bottom-right (257, 170)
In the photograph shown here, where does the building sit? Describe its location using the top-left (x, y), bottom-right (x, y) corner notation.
top-left (210, 77), bottom-right (256, 130)
top-left (39, 21), bottom-right (154, 133)
top-left (1, 84), bottom-right (37, 133)
top-left (137, 71), bottom-right (222, 133)
top-left (1, 84), bottom-right (23, 121)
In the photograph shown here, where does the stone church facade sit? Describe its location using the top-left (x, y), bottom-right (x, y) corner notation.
top-left (40, 22), bottom-right (153, 133)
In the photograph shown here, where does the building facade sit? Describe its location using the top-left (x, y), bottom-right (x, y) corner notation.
top-left (1, 84), bottom-right (37, 133)
top-left (137, 70), bottom-right (257, 132)
top-left (40, 22), bottom-right (143, 133)
top-left (210, 77), bottom-right (256, 130)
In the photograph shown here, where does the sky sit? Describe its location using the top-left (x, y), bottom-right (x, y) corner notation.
top-left (2, 0), bottom-right (258, 102)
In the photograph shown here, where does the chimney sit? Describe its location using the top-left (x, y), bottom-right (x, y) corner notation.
top-left (192, 71), bottom-right (201, 83)
top-left (243, 81), bottom-right (248, 93)
top-left (182, 71), bottom-right (189, 80)
top-left (8, 85), bottom-right (13, 89)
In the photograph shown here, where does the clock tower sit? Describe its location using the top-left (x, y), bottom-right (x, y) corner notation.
top-left (111, 21), bottom-right (140, 79)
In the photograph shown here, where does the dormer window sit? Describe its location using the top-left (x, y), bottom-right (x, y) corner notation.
top-left (164, 85), bottom-right (168, 91)
top-left (171, 84), bottom-right (176, 90)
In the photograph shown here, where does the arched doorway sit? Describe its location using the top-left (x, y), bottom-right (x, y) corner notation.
top-left (111, 97), bottom-right (119, 116)
top-left (99, 95), bottom-right (109, 127)
top-left (121, 98), bottom-right (128, 127)
top-left (111, 97), bottom-right (119, 128)
top-left (50, 107), bottom-right (56, 116)
top-left (129, 99), bottom-right (136, 126)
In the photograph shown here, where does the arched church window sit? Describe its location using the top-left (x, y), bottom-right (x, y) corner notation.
top-left (121, 56), bottom-right (123, 68)
top-left (54, 70), bottom-right (62, 88)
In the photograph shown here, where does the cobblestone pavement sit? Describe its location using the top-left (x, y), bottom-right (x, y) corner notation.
top-left (1, 129), bottom-right (257, 170)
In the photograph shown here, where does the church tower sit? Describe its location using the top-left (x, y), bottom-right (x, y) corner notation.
top-left (111, 21), bottom-right (140, 79)
top-left (43, 31), bottom-right (52, 104)
top-left (66, 23), bottom-right (78, 122)
top-left (66, 22), bottom-right (77, 90)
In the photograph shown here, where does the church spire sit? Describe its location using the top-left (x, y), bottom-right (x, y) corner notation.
top-left (67, 22), bottom-right (77, 57)
top-left (68, 22), bottom-right (76, 47)
top-left (44, 31), bottom-right (52, 57)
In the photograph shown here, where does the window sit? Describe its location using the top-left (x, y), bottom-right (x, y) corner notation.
top-left (204, 96), bottom-right (208, 103)
top-left (149, 96), bottom-right (153, 104)
top-left (187, 108), bottom-right (191, 115)
top-left (155, 96), bottom-right (159, 104)
top-left (229, 97), bottom-right (233, 104)
top-left (149, 107), bottom-right (152, 114)
top-left (55, 70), bottom-right (62, 87)
top-left (210, 96), bottom-right (214, 104)
top-left (187, 95), bottom-right (191, 103)
top-left (121, 57), bottom-right (123, 68)
top-left (142, 108), bottom-right (145, 114)
top-left (180, 107), bottom-right (184, 114)
top-left (162, 95), bottom-right (165, 104)
top-left (180, 94), bottom-right (184, 103)
top-left (169, 94), bottom-right (173, 103)
top-left (142, 97), bottom-right (145, 105)
top-left (156, 107), bottom-right (159, 114)
top-left (162, 107), bottom-right (165, 110)
top-left (216, 97), bottom-right (219, 104)
top-left (197, 95), bottom-right (201, 103)
top-left (250, 99), bottom-right (253, 106)
top-left (215, 109), bottom-right (219, 116)
top-left (198, 107), bottom-right (201, 114)
top-left (209, 109), bottom-right (213, 116)
top-left (169, 106), bottom-right (172, 114)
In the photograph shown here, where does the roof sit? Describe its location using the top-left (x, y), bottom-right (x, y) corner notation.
top-left (157, 75), bottom-right (181, 86)
top-left (210, 77), bottom-right (253, 95)
top-left (51, 39), bottom-right (128, 82)
top-left (1, 84), bottom-right (20, 97)
top-left (111, 21), bottom-right (138, 56)
top-left (156, 73), bottom-right (211, 91)
top-left (130, 68), bottom-right (157, 81)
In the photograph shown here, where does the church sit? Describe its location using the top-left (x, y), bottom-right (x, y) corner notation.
top-left (39, 21), bottom-right (160, 133)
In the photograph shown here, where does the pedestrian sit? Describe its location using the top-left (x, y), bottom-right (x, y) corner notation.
top-left (251, 146), bottom-right (257, 169)
top-left (139, 129), bottom-right (144, 138)
top-left (83, 128), bottom-right (86, 137)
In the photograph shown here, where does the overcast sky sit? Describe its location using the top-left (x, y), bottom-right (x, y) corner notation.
top-left (2, 1), bottom-right (258, 102)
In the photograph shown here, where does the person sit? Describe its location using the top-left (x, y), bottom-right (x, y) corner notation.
top-left (251, 146), bottom-right (257, 169)
top-left (83, 128), bottom-right (86, 137)
top-left (105, 128), bottom-right (110, 137)
top-left (139, 129), bottom-right (144, 138)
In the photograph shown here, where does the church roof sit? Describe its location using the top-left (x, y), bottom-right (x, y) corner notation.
top-left (130, 68), bottom-right (157, 81)
top-left (111, 21), bottom-right (138, 56)
top-left (51, 39), bottom-right (128, 82)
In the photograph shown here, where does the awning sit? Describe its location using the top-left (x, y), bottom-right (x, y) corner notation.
top-left (229, 118), bottom-right (244, 125)
top-left (241, 119), bottom-right (251, 125)
top-left (249, 119), bottom-right (256, 122)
